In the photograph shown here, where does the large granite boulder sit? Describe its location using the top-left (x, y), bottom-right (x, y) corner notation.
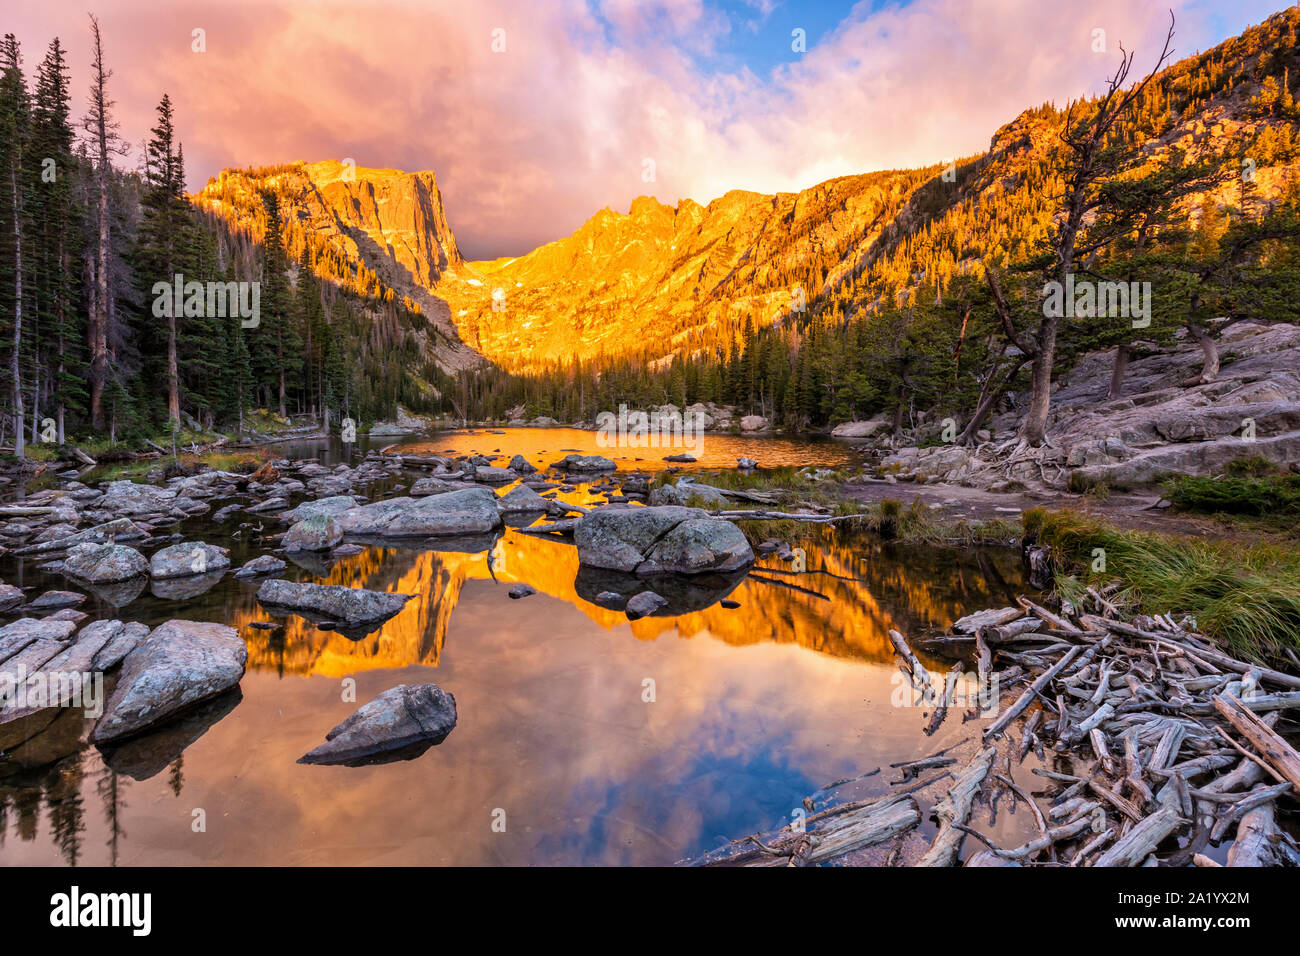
top-left (149, 542), bottom-right (231, 579)
top-left (283, 513), bottom-right (343, 552)
top-left (497, 483), bottom-right (551, 513)
top-left (648, 481), bottom-right (730, 507)
top-left (550, 454), bottom-right (616, 472)
top-left (62, 543), bottom-right (149, 584)
top-left (298, 683), bottom-right (457, 765)
top-left (336, 487), bottom-right (502, 537)
top-left (96, 481), bottom-right (177, 516)
top-left (89, 621), bottom-right (247, 744)
top-left (574, 506), bottom-right (753, 575)
top-left (283, 496), bottom-right (358, 522)
top-left (831, 418), bottom-right (889, 438)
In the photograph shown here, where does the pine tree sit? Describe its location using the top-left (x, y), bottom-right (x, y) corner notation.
top-left (0, 35), bottom-right (30, 456)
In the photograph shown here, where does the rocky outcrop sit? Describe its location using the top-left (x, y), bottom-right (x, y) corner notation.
top-left (90, 621), bottom-right (247, 745)
top-left (873, 322), bottom-right (1300, 492)
top-left (256, 579), bottom-right (414, 626)
top-left (648, 481), bottom-right (730, 507)
top-left (574, 506), bottom-right (753, 575)
top-left (298, 683), bottom-right (457, 765)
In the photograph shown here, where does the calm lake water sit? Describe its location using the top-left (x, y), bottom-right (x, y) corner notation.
top-left (0, 429), bottom-right (1040, 866)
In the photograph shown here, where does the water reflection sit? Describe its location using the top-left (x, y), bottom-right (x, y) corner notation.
top-left (280, 426), bottom-right (862, 472)
top-left (0, 499), bottom-right (1029, 865)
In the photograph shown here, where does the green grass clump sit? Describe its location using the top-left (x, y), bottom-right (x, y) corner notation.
top-left (1026, 507), bottom-right (1300, 658)
top-left (1163, 470), bottom-right (1300, 518)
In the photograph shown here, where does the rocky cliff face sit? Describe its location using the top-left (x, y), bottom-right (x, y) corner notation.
top-left (194, 160), bottom-right (481, 371)
top-left (196, 9), bottom-right (1299, 385)
top-left (438, 171), bottom-right (924, 371)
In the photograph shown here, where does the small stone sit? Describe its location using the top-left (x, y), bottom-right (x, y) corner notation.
top-left (625, 591), bottom-right (667, 620)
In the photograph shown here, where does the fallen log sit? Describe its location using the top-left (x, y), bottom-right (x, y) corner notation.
top-left (1213, 694), bottom-right (1300, 790)
top-left (916, 746), bottom-right (995, 867)
top-left (1093, 806), bottom-right (1184, 867)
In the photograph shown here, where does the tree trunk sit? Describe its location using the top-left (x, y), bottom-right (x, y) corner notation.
top-left (11, 167), bottom-right (24, 459)
top-left (1107, 343), bottom-right (1130, 399)
top-left (1018, 317), bottom-right (1057, 446)
top-left (1187, 324), bottom-right (1220, 385)
top-left (90, 146), bottom-right (109, 430)
top-left (167, 313), bottom-right (179, 422)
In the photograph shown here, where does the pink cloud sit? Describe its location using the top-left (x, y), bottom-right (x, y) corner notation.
top-left (6, 0), bottom-right (1284, 259)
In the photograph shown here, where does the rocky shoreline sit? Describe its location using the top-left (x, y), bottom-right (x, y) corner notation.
top-left (0, 445), bottom-right (772, 764)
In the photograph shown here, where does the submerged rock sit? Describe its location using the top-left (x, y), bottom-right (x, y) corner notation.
top-left (234, 554), bottom-right (288, 579)
top-left (298, 683), bottom-right (457, 766)
top-left (150, 541), bottom-right (231, 579)
top-left (150, 570), bottom-right (226, 602)
top-left (508, 584), bottom-right (536, 599)
top-left (62, 542), bottom-right (149, 584)
top-left (624, 591), bottom-right (667, 620)
top-left (256, 579), bottom-right (414, 626)
top-left (90, 620), bottom-right (247, 745)
top-left (24, 590), bottom-right (86, 612)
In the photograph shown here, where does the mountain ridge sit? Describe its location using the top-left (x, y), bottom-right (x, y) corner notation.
top-left (193, 7), bottom-right (1300, 382)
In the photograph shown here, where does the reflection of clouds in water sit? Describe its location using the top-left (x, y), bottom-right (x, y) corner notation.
top-left (0, 511), bottom-right (1027, 864)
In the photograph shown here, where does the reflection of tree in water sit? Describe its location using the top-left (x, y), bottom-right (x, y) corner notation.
top-left (0, 750), bottom-right (91, 865)
top-left (169, 757), bottom-right (184, 797)
top-left (95, 765), bottom-right (128, 867)
top-left (46, 755), bottom-right (87, 866)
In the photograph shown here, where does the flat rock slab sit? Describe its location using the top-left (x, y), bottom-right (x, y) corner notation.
top-left (299, 683), bottom-right (457, 766)
top-left (0, 618), bottom-right (79, 667)
top-left (13, 517), bottom-right (146, 556)
top-left (256, 579), bottom-right (415, 626)
top-left (24, 590), bottom-right (86, 612)
top-left (90, 620), bottom-right (247, 745)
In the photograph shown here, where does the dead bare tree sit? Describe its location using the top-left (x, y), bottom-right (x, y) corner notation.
top-left (987, 12), bottom-right (1178, 446)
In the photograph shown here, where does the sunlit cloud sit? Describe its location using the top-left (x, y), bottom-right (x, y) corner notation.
top-left (7, 0), bottom-right (1284, 258)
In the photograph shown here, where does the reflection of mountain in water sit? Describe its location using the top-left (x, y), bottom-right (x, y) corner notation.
top-left (238, 526), bottom-right (1025, 677)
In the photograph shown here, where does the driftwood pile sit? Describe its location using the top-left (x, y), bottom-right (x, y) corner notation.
top-left (698, 595), bottom-right (1300, 867)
